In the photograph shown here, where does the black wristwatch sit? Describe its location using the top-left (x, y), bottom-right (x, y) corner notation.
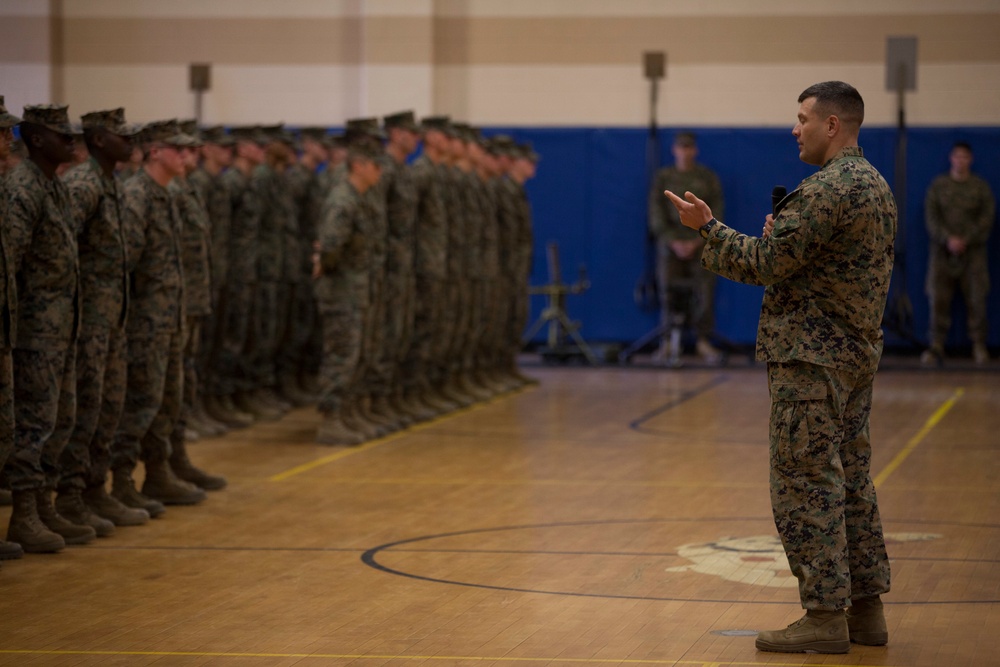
top-left (698, 218), bottom-right (718, 239)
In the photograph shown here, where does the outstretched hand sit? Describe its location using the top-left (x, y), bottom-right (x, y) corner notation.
top-left (664, 190), bottom-right (714, 231)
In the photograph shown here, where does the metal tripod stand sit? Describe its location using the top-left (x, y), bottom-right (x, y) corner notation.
top-left (522, 242), bottom-right (600, 365)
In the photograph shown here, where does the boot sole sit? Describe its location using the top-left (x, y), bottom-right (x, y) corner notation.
top-left (18, 540), bottom-right (66, 553)
top-left (850, 632), bottom-right (888, 646)
top-left (755, 638), bottom-right (850, 654)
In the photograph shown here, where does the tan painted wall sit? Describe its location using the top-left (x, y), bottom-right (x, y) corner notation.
top-left (2, 0), bottom-right (998, 126)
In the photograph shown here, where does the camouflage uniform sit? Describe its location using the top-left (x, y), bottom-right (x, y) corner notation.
top-left (648, 161), bottom-right (724, 340)
top-left (0, 170), bottom-right (16, 472)
top-left (215, 165), bottom-right (261, 397)
top-left (494, 178), bottom-right (528, 370)
top-left (187, 161), bottom-right (230, 394)
top-left (112, 167), bottom-right (185, 471)
top-left (403, 154), bottom-right (448, 392)
top-left (0, 98), bottom-right (19, 472)
top-left (3, 158), bottom-right (80, 491)
top-left (280, 160), bottom-right (321, 391)
top-left (57, 156), bottom-right (130, 492)
top-left (249, 161), bottom-right (289, 394)
top-left (924, 173), bottom-right (995, 348)
top-left (699, 146), bottom-right (895, 611)
top-left (475, 172), bottom-right (501, 373)
top-left (169, 175), bottom-right (212, 425)
top-left (497, 174), bottom-right (534, 369)
top-left (377, 152), bottom-right (418, 388)
top-left (315, 179), bottom-right (372, 413)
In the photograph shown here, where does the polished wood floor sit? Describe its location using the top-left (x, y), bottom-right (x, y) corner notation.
top-left (1, 356), bottom-right (998, 667)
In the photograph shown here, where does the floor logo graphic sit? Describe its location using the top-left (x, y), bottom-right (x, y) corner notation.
top-left (667, 533), bottom-right (940, 587)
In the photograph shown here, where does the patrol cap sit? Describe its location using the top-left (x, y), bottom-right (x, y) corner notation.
top-left (421, 115), bottom-right (454, 137)
top-left (514, 141), bottom-right (540, 163)
top-left (453, 123), bottom-right (481, 144)
top-left (261, 123), bottom-right (295, 145)
top-left (178, 119), bottom-right (204, 145)
top-left (229, 125), bottom-right (269, 145)
top-left (383, 110), bottom-right (419, 133)
top-left (140, 119), bottom-right (200, 147)
top-left (329, 133), bottom-right (347, 150)
top-left (487, 134), bottom-right (517, 157)
top-left (299, 126), bottom-right (332, 146)
top-left (673, 131), bottom-right (697, 147)
top-left (80, 107), bottom-right (141, 137)
top-left (20, 104), bottom-right (78, 136)
top-left (345, 117), bottom-right (386, 142)
top-left (201, 125), bottom-right (236, 147)
top-left (347, 135), bottom-right (382, 162)
top-left (0, 95), bottom-right (22, 129)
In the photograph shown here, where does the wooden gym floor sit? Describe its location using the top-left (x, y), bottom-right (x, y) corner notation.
top-left (0, 356), bottom-right (998, 667)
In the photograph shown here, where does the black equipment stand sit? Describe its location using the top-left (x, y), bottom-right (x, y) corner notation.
top-left (522, 242), bottom-right (599, 365)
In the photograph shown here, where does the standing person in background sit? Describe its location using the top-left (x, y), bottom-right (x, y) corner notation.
top-left (188, 125), bottom-right (242, 431)
top-left (378, 111), bottom-right (422, 424)
top-left (57, 108), bottom-right (150, 534)
top-left (218, 127), bottom-right (274, 423)
top-left (648, 131), bottom-right (725, 365)
top-left (0, 96), bottom-right (24, 559)
top-left (111, 120), bottom-right (207, 515)
top-left (920, 141), bottom-right (995, 367)
top-left (665, 81), bottom-right (895, 655)
top-left (313, 138), bottom-right (383, 445)
top-left (3, 105), bottom-right (89, 553)
top-left (167, 123), bottom-right (227, 490)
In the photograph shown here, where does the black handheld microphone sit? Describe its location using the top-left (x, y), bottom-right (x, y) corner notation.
top-left (771, 186), bottom-right (787, 217)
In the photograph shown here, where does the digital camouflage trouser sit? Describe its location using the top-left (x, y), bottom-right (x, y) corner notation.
top-left (58, 324), bottom-right (127, 491)
top-left (3, 345), bottom-right (76, 491)
top-left (767, 360), bottom-right (891, 610)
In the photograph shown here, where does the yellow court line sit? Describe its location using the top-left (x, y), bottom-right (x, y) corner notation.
top-left (269, 387), bottom-right (536, 482)
top-left (873, 387), bottom-right (964, 488)
top-left (0, 649), bottom-right (901, 667)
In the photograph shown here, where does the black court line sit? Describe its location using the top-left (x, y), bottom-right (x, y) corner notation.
top-left (628, 374), bottom-right (731, 435)
top-left (360, 517), bottom-right (1000, 605)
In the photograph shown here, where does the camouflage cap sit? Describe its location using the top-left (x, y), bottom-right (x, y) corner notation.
top-left (452, 122), bottom-right (481, 144)
top-left (487, 134), bottom-right (517, 157)
top-left (383, 110), bottom-right (419, 133)
top-left (514, 141), bottom-right (540, 163)
top-left (329, 133), bottom-right (347, 149)
top-left (201, 125), bottom-right (236, 147)
top-left (347, 136), bottom-right (383, 162)
top-left (21, 104), bottom-right (78, 136)
top-left (421, 115), bottom-right (454, 137)
top-left (674, 131), bottom-right (697, 147)
top-left (140, 119), bottom-right (200, 147)
top-left (299, 126), bottom-right (333, 147)
top-left (345, 117), bottom-right (386, 142)
top-left (178, 119), bottom-right (204, 145)
top-left (0, 95), bottom-right (22, 129)
top-left (80, 107), bottom-right (141, 137)
top-left (229, 125), bottom-right (269, 145)
top-left (261, 123), bottom-right (296, 145)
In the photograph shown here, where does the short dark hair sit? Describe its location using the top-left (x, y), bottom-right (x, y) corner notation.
top-left (952, 141), bottom-right (973, 154)
top-left (798, 81), bottom-right (864, 128)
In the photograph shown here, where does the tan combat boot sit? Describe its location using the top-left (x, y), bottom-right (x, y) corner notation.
top-left (170, 437), bottom-right (227, 491)
top-left (55, 487), bottom-right (115, 537)
top-left (847, 595), bottom-right (888, 646)
top-left (755, 609), bottom-right (849, 654)
top-left (111, 467), bottom-right (166, 518)
top-left (6, 490), bottom-right (65, 553)
top-left (316, 409), bottom-right (365, 446)
top-left (142, 459), bottom-right (206, 505)
top-left (35, 488), bottom-right (97, 545)
top-left (83, 484), bottom-right (150, 526)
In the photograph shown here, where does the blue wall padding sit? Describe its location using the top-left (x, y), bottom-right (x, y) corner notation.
top-left (489, 126), bottom-right (1000, 350)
